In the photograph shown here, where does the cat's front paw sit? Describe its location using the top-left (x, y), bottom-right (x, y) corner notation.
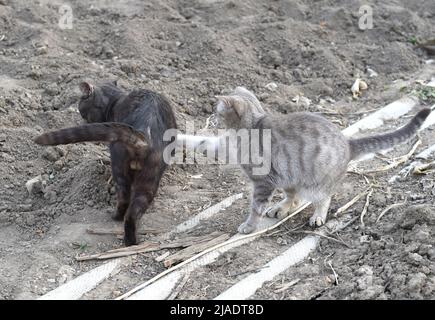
top-left (124, 220), bottom-right (138, 246)
top-left (237, 221), bottom-right (256, 234)
top-left (309, 215), bottom-right (325, 227)
top-left (263, 204), bottom-right (289, 219)
top-left (124, 234), bottom-right (138, 246)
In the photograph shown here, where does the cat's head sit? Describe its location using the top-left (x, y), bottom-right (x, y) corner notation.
top-left (215, 87), bottom-right (265, 129)
top-left (78, 80), bottom-right (123, 123)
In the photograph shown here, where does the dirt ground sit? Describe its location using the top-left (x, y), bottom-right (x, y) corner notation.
top-left (0, 0), bottom-right (434, 300)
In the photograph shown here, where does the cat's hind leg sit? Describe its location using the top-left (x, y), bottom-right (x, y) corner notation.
top-left (309, 196), bottom-right (331, 227)
top-left (123, 158), bottom-right (162, 246)
top-left (110, 142), bottom-right (133, 221)
top-left (263, 188), bottom-right (300, 219)
top-left (238, 182), bottom-right (274, 234)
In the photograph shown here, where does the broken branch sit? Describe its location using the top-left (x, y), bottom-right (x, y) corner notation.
top-left (360, 189), bottom-right (373, 228)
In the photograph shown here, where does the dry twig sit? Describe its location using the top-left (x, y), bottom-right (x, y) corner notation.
top-left (77, 232), bottom-right (226, 261)
top-left (291, 230), bottom-right (350, 248)
top-left (360, 189), bottom-right (373, 228)
top-left (86, 227), bottom-right (164, 236)
top-left (166, 273), bottom-right (190, 300)
top-left (376, 201), bottom-right (407, 223)
top-left (274, 279), bottom-right (300, 293)
top-left (164, 233), bottom-right (230, 267)
top-left (327, 261), bottom-right (339, 285)
top-left (333, 187), bottom-right (371, 217)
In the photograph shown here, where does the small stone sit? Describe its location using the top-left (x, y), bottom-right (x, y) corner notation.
top-left (102, 47), bottom-right (114, 58)
top-left (414, 229), bottom-right (430, 243)
top-left (262, 50), bottom-right (283, 67)
top-left (359, 235), bottom-right (371, 243)
top-left (201, 104), bottom-right (214, 114)
top-left (25, 175), bottom-right (43, 195)
top-left (265, 82), bottom-right (278, 91)
top-left (356, 275), bottom-right (373, 291)
top-left (42, 147), bottom-right (62, 162)
top-left (418, 244), bottom-right (431, 256)
top-left (408, 252), bottom-right (424, 265)
top-left (358, 285), bottom-right (384, 299)
top-left (28, 70), bottom-right (42, 79)
top-left (407, 272), bottom-right (426, 291)
top-left (356, 265), bottom-right (373, 276)
top-left (276, 237), bottom-right (287, 245)
top-left (420, 266), bottom-right (431, 275)
top-left (57, 265), bottom-right (75, 285)
top-left (25, 213), bottom-right (36, 225)
top-left (427, 248), bottom-right (435, 261)
top-left (44, 84), bottom-right (59, 96)
top-left (110, 186), bottom-right (116, 195)
top-left (53, 160), bottom-right (64, 171)
top-left (36, 46), bottom-right (48, 55)
top-left (43, 187), bottom-right (57, 204)
top-left (18, 204), bottom-right (33, 212)
top-left (400, 218), bottom-right (417, 230)
top-left (404, 242), bottom-right (420, 253)
top-left (366, 67), bottom-right (378, 78)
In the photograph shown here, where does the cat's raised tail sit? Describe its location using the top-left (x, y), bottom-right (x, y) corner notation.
top-left (34, 122), bottom-right (148, 152)
top-left (349, 108), bottom-right (431, 160)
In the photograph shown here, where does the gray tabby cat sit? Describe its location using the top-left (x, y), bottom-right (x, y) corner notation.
top-left (211, 87), bottom-right (431, 234)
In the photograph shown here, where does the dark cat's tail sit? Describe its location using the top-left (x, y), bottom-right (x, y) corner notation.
top-left (349, 108), bottom-right (431, 160)
top-left (34, 122), bottom-right (148, 153)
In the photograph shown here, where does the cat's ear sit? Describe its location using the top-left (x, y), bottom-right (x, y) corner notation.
top-left (215, 95), bottom-right (232, 106)
top-left (79, 81), bottom-right (94, 97)
top-left (216, 95), bottom-right (245, 116)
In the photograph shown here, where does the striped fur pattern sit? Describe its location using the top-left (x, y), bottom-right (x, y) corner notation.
top-left (35, 123), bottom-right (149, 159)
top-left (349, 108), bottom-right (431, 159)
top-left (34, 81), bottom-right (177, 246)
top-left (216, 87), bottom-right (431, 234)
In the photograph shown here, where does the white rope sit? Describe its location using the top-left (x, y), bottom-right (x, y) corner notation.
top-left (38, 194), bottom-right (243, 300)
top-left (38, 259), bottom-right (121, 300)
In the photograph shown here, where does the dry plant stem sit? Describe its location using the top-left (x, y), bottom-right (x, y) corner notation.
top-left (86, 227), bottom-right (164, 236)
top-left (274, 279), bottom-right (300, 293)
top-left (115, 202), bottom-right (311, 300)
top-left (77, 232), bottom-right (226, 261)
top-left (155, 251), bottom-right (170, 262)
top-left (360, 189), bottom-right (373, 228)
top-left (164, 233), bottom-right (230, 267)
top-left (328, 261), bottom-right (339, 285)
top-left (166, 273), bottom-right (190, 300)
top-left (347, 169), bottom-right (371, 185)
top-left (317, 108), bottom-right (378, 116)
top-left (413, 161), bottom-right (435, 174)
top-left (229, 266), bottom-right (267, 278)
top-left (333, 187), bottom-right (371, 217)
top-left (76, 242), bottom-right (159, 261)
top-left (376, 201), bottom-right (407, 223)
top-left (292, 231), bottom-right (350, 248)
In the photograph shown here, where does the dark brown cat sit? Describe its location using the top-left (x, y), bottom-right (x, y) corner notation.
top-left (34, 81), bottom-right (177, 246)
